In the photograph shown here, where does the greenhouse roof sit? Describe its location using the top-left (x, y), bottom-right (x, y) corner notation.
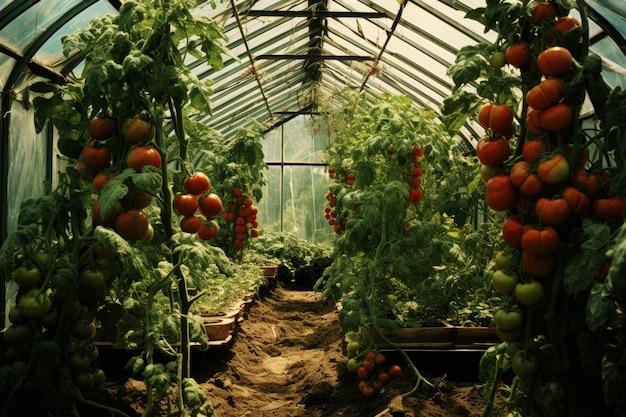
top-left (0, 0), bottom-right (625, 150)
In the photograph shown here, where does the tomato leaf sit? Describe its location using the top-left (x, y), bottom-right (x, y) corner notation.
top-left (564, 219), bottom-right (611, 295)
top-left (585, 282), bottom-right (614, 331)
top-left (440, 91), bottom-right (482, 135)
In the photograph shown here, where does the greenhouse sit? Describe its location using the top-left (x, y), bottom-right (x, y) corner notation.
top-left (1, 0), bottom-right (626, 416)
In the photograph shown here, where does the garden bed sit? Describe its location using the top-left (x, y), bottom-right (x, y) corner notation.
top-left (84, 285), bottom-right (506, 417)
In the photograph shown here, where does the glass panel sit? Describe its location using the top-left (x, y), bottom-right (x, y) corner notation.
top-left (263, 127), bottom-right (282, 163)
top-left (283, 116), bottom-right (325, 163)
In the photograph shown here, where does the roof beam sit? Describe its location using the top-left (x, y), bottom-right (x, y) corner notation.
top-left (256, 54), bottom-right (372, 60)
top-left (246, 10), bottom-right (385, 18)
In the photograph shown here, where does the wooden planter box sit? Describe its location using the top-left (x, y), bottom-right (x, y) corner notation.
top-left (368, 321), bottom-right (499, 351)
top-left (203, 316), bottom-right (236, 342)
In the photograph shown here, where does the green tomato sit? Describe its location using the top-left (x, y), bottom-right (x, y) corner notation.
top-left (494, 251), bottom-right (516, 271)
top-left (8, 306), bottom-right (27, 325)
top-left (489, 51), bottom-right (506, 69)
top-left (73, 371), bottom-right (95, 391)
top-left (3, 323), bottom-right (33, 345)
top-left (511, 350), bottom-right (541, 378)
top-left (346, 341), bottom-right (360, 358)
top-left (494, 307), bottom-right (523, 331)
top-left (492, 270), bottom-right (519, 296)
top-left (34, 252), bottom-right (52, 269)
top-left (17, 288), bottom-right (51, 319)
top-left (69, 353), bottom-right (93, 372)
top-left (534, 381), bottom-right (566, 417)
top-left (13, 265), bottom-right (42, 288)
top-left (514, 280), bottom-right (545, 306)
top-left (92, 368), bottom-right (106, 389)
top-left (346, 358), bottom-right (360, 372)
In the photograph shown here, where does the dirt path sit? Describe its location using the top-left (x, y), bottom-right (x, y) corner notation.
top-left (91, 284), bottom-right (496, 416)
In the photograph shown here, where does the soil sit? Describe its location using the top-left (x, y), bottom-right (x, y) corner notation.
top-left (87, 283), bottom-right (502, 417)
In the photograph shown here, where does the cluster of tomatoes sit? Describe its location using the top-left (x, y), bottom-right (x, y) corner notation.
top-left (5, 247), bottom-right (108, 392)
top-left (407, 146), bottom-right (425, 204)
top-left (345, 342), bottom-right (402, 398)
top-left (82, 116), bottom-right (161, 242)
top-left (221, 188), bottom-right (260, 251)
top-left (324, 168), bottom-right (353, 234)
top-left (173, 172), bottom-right (223, 241)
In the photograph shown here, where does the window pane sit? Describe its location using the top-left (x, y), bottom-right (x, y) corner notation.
top-left (283, 116), bottom-right (326, 163)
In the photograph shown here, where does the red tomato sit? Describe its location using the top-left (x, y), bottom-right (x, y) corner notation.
top-left (572, 169), bottom-right (601, 196)
top-left (115, 210), bottom-right (149, 242)
top-left (92, 199), bottom-right (122, 227)
top-left (525, 108), bottom-right (547, 137)
top-left (93, 172), bottom-right (115, 194)
top-left (562, 186), bottom-right (590, 216)
top-left (79, 144), bottom-right (111, 177)
top-left (534, 197), bottom-right (571, 226)
top-left (590, 196), bottom-right (625, 226)
top-left (522, 139), bottom-right (548, 165)
top-left (540, 103), bottom-right (573, 131)
top-left (173, 194), bottom-right (199, 216)
top-left (122, 118), bottom-right (155, 144)
top-left (505, 42), bottom-right (531, 68)
top-left (486, 175), bottom-right (518, 212)
top-left (184, 172), bottom-right (211, 195)
top-left (502, 215), bottom-right (525, 249)
top-left (180, 215), bottom-right (203, 234)
top-left (198, 193), bottom-right (223, 217)
top-left (478, 103), bottom-right (515, 134)
top-left (549, 16), bottom-right (581, 44)
top-left (521, 225), bottom-right (560, 256)
top-left (510, 161), bottom-right (544, 197)
top-left (537, 46), bottom-right (574, 76)
top-left (527, 1), bottom-right (558, 25)
top-left (526, 77), bottom-right (566, 110)
top-left (197, 220), bottom-right (219, 241)
top-left (522, 251), bottom-right (555, 278)
top-left (408, 188), bottom-right (424, 204)
top-left (87, 117), bottom-right (116, 140)
top-left (126, 146), bottom-right (162, 172)
top-left (537, 153), bottom-right (570, 185)
top-left (476, 136), bottom-right (510, 167)
top-left (388, 365), bottom-right (402, 379)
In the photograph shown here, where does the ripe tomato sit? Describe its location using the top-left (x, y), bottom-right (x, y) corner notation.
top-left (357, 366), bottom-right (370, 379)
top-left (590, 196), bottom-right (625, 226)
top-left (510, 161), bottom-right (544, 197)
top-left (92, 198), bottom-right (122, 227)
top-left (122, 118), bottom-right (155, 144)
top-left (79, 143), bottom-right (111, 178)
top-left (514, 280), bottom-right (545, 306)
top-left (492, 270), bottom-right (519, 296)
top-left (534, 197), bottom-right (571, 226)
top-left (521, 225), bottom-right (560, 256)
top-left (375, 353), bottom-right (386, 366)
top-left (173, 194), bottom-right (199, 216)
top-left (184, 172), bottom-right (211, 195)
top-left (525, 77), bottom-right (566, 110)
top-left (562, 186), bottom-right (589, 216)
top-left (486, 175), bottom-right (518, 212)
top-left (522, 139), bottom-right (548, 164)
top-left (537, 153), bottom-right (570, 185)
top-left (478, 103), bottom-right (514, 134)
top-left (115, 210), bottom-right (149, 242)
top-left (537, 46), bottom-right (574, 76)
top-left (549, 16), bottom-right (581, 43)
top-left (527, 1), bottom-right (557, 25)
top-left (197, 220), bottom-right (219, 240)
top-left (87, 117), bottom-right (116, 140)
top-left (476, 136), bottom-right (510, 167)
top-left (126, 146), bottom-right (162, 172)
top-left (408, 187), bottom-right (424, 204)
top-left (525, 108), bottom-right (547, 137)
top-left (540, 103), bottom-right (573, 131)
top-left (198, 193), bottom-right (223, 217)
top-left (93, 171), bottom-right (115, 194)
top-left (505, 42), bottom-right (531, 68)
top-left (572, 168), bottom-right (601, 196)
top-left (388, 365), bottom-right (402, 379)
top-left (521, 251), bottom-right (555, 278)
top-left (180, 215), bottom-right (203, 233)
